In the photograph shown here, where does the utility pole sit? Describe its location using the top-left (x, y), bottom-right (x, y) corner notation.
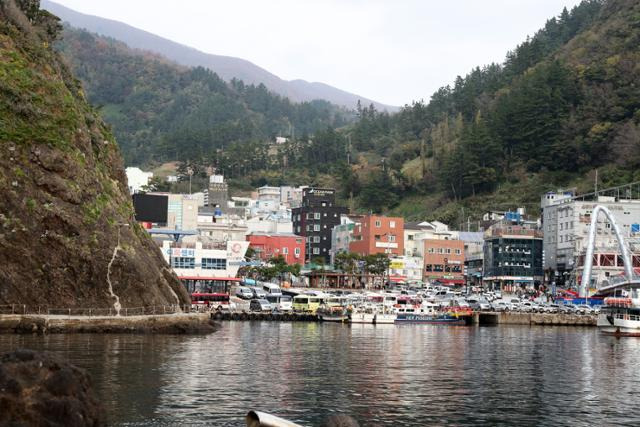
top-left (595, 168), bottom-right (598, 197)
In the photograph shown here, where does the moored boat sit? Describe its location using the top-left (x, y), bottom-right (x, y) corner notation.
top-left (394, 304), bottom-right (471, 325)
top-left (597, 292), bottom-right (640, 336)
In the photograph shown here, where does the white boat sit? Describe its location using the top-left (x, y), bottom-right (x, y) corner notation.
top-left (349, 304), bottom-right (396, 324)
top-left (596, 284), bottom-right (640, 336)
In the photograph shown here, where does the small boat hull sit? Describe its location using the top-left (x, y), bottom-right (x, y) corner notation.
top-left (395, 313), bottom-right (468, 325)
top-left (598, 312), bottom-right (640, 336)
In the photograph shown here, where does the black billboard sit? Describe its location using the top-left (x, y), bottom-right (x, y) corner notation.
top-left (132, 193), bottom-right (168, 223)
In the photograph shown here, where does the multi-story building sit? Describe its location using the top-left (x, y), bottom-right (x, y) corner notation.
top-left (161, 239), bottom-right (248, 294)
top-left (196, 214), bottom-right (248, 242)
top-left (330, 215), bottom-right (357, 264)
top-left (389, 256), bottom-right (423, 283)
top-left (483, 221), bottom-right (544, 291)
top-left (246, 232), bottom-right (305, 265)
top-left (292, 188), bottom-right (348, 263)
top-left (423, 238), bottom-right (465, 285)
top-left (404, 221), bottom-right (455, 258)
top-left (349, 215), bottom-right (404, 257)
top-left (207, 174), bottom-right (228, 208)
top-left (542, 190), bottom-right (640, 285)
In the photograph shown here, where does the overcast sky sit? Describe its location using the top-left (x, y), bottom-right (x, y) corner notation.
top-left (51, 0), bottom-right (582, 107)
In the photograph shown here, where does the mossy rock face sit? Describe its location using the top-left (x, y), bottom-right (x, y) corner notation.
top-left (0, 1), bottom-right (189, 309)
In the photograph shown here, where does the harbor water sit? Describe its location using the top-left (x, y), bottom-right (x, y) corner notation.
top-left (1, 322), bottom-right (640, 426)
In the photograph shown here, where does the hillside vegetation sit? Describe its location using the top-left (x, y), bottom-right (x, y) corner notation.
top-left (340, 0), bottom-right (640, 224)
top-left (56, 27), bottom-right (353, 166)
top-left (54, 0), bottom-right (640, 225)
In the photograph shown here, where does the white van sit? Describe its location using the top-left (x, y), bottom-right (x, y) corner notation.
top-left (262, 282), bottom-right (282, 297)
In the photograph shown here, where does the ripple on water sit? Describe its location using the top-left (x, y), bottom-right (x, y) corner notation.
top-left (1, 323), bottom-right (640, 425)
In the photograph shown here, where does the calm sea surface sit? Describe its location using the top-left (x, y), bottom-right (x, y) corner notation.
top-left (1, 322), bottom-right (640, 426)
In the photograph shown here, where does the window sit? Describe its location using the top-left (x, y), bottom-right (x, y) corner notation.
top-left (384, 248), bottom-right (392, 254)
top-left (389, 235), bottom-right (396, 242)
top-left (282, 247), bottom-right (288, 255)
top-left (314, 236), bottom-right (321, 243)
top-left (434, 264), bottom-right (443, 272)
top-left (425, 264), bottom-right (433, 272)
top-left (313, 247), bottom-right (320, 254)
top-left (375, 220), bottom-right (381, 227)
top-left (294, 248), bottom-right (301, 256)
top-left (438, 248), bottom-right (444, 254)
top-left (306, 225), bottom-right (311, 232)
top-left (314, 212), bottom-right (321, 220)
top-left (171, 257), bottom-right (195, 269)
top-left (428, 248), bottom-right (434, 254)
top-left (446, 248), bottom-right (451, 254)
top-left (455, 249), bottom-right (461, 255)
top-left (408, 235), bottom-right (414, 241)
top-left (375, 234), bottom-right (381, 240)
top-left (201, 258), bottom-right (226, 270)
top-left (390, 221), bottom-right (396, 228)
top-left (306, 213), bottom-right (312, 220)
top-left (314, 224), bottom-right (320, 231)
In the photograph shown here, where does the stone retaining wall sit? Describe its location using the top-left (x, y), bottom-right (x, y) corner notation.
top-left (0, 313), bottom-right (217, 334)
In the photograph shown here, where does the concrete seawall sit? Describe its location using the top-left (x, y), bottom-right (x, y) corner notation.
top-left (0, 313), bottom-right (217, 334)
top-left (475, 312), bottom-right (596, 326)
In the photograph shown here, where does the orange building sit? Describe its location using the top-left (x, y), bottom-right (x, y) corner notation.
top-left (349, 215), bottom-right (404, 256)
top-left (423, 238), bottom-right (465, 285)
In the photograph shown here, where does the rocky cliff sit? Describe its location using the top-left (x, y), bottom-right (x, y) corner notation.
top-left (0, 0), bottom-right (189, 309)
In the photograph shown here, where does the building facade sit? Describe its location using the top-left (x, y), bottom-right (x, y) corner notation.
top-left (292, 188), bottom-right (348, 263)
top-left (246, 232), bottom-right (305, 265)
top-left (483, 224), bottom-right (544, 291)
top-left (161, 239), bottom-right (248, 293)
top-left (422, 238), bottom-right (465, 285)
top-left (389, 256), bottom-right (423, 283)
top-left (349, 215), bottom-right (404, 257)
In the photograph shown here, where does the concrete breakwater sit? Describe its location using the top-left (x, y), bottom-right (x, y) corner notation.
top-left (0, 313), bottom-right (216, 334)
top-left (214, 311), bottom-right (597, 326)
top-left (475, 312), bottom-right (596, 326)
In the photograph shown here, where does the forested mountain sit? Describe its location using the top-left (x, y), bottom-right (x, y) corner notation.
top-left (41, 0), bottom-right (396, 111)
top-left (56, 26), bottom-right (353, 165)
top-left (337, 0), bottom-right (640, 224)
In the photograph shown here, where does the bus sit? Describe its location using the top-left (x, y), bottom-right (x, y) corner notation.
top-left (179, 277), bottom-right (241, 311)
top-left (190, 293), bottom-right (234, 312)
top-left (292, 295), bottom-right (324, 314)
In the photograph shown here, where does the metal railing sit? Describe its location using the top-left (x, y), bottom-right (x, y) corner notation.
top-left (0, 305), bottom-right (191, 317)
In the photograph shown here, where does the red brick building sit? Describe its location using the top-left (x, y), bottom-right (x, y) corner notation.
top-left (423, 238), bottom-right (465, 285)
top-left (349, 215), bottom-right (404, 256)
top-left (246, 233), bottom-right (305, 265)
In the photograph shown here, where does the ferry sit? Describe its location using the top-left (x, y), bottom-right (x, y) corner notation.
top-left (394, 303), bottom-right (472, 325)
top-left (595, 282), bottom-right (640, 336)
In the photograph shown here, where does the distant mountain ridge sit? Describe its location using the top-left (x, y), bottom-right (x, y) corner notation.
top-left (41, 0), bottom-right (397, 112)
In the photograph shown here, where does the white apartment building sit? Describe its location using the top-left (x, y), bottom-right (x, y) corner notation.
top-left (542, 191), bottom-right (640, 282)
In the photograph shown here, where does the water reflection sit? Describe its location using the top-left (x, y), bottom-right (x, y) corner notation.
top-left (1, 324), bottom-right (640, 425)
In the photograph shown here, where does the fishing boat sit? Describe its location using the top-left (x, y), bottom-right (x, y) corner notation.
top-left (317, 297), bottom-right (348, 322)
top-left (394, 305), bottom-right (471, 325)
top-left (349, 304), bottom-right (396, 324)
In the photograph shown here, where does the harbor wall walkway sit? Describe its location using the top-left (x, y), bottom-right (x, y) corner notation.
top-left (0, 313), bottom-right (216, 334)
top-left (475, 312), bottom-right (596, 326)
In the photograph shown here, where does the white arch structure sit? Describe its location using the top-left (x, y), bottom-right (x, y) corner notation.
top-left (579, 205), bottom-right (634, 297)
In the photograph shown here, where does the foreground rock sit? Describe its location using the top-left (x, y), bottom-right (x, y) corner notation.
top-left (0, 313), bottom-right (217, 334)
top-left (0, 349), bottom-right (103, 426)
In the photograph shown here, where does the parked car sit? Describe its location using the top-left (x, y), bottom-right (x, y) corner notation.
top-left (519, 301), bottom-right (537, 313)
top-left (236, 287), bottom-right (254, 300)
top-left (249, 299), bottom-right (272, 312)
top-left (544, 304), bottom-right (560, 313)
top-left (278, 296), bottom-right (293, 312)
top-left (576, 304), bottom-right (596, 315)
top-left (494, 300), bottom-right (511, 312)
top-left (560, 304), bottom-right (578, 314)
top-left (251, 287), bottom-right (267, 299)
